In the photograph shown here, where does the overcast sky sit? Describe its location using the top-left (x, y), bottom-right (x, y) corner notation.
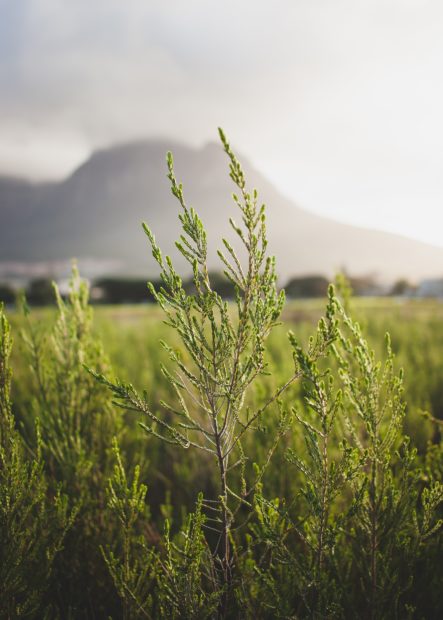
top-left (1, 0), bottom-right (443, 247)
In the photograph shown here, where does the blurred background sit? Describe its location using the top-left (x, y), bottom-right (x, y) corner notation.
top-left (1, 0), bottom-right (443, 302)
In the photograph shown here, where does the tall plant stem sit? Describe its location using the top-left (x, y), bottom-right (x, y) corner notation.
top-left (215, 425), bottom-right (231, 618)
top-left (369, 458), bottom-right (378, 620)
top-left (317, 432), bottom-right (329, 575)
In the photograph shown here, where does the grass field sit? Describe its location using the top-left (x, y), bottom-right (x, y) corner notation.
top-left (89, 297), bottom-right (443, 446)
top-left (3, 293), bottom-right (442, 618)
top-left (9, 296), bottom-right (443, 463)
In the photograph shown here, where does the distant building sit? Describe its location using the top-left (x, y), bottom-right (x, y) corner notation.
top-left (416, 278), bottom-right (443, 298)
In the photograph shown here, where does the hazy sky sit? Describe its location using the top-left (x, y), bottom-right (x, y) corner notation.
top-left (1, 0), bottom-right (443, 247)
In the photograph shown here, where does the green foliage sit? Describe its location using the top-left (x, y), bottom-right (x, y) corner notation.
top-left (238, 288), bottom-right (443, 619)
top-left (92, 129), bottom-right (292, 615)
top-left (0, 305), bottom-right (74, 618)
top-left (101, 438), bottom-right (156, 619)
top-left (22, 266), bottom-right (116, 486)
top-left (282, 288), bottom-right (358, 615)
top-left (1, 133), bottom-right (442, 619)
top-left (157, 495), bottom-right (221, 619)
top-left (20, 266), bottom-right (122, 617)
top-left (335, 305), bottom-right (411, 616)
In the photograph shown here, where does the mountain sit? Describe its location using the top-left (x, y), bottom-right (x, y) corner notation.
top-left (1, 139), bottom-right (443, 284)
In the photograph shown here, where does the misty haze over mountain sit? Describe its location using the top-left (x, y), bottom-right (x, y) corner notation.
top-left (1, 139), bottom-right (443, 286)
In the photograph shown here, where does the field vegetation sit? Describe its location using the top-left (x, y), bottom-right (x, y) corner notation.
top-left (1, 131), bottom-right (442, 619)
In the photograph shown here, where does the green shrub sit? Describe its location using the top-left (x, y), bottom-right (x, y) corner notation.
top-left (0, 131), bottom-right (441, 619)
top-left (20, 267), bottom-right (123, 617)
top-left (0, 305), bottom-right (75, 618)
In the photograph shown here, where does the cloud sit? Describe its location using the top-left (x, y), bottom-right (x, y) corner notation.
top-left (1, 0), bottom-right (443, 246)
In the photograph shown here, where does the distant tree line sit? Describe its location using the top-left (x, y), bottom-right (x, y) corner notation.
top-left (0, 272), bottom-right (424, 306)
top-left (0, 283), bottom-right (15, 305)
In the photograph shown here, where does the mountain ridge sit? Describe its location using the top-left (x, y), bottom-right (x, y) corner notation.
top-left (1, 138), bottom-right (443, 284)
